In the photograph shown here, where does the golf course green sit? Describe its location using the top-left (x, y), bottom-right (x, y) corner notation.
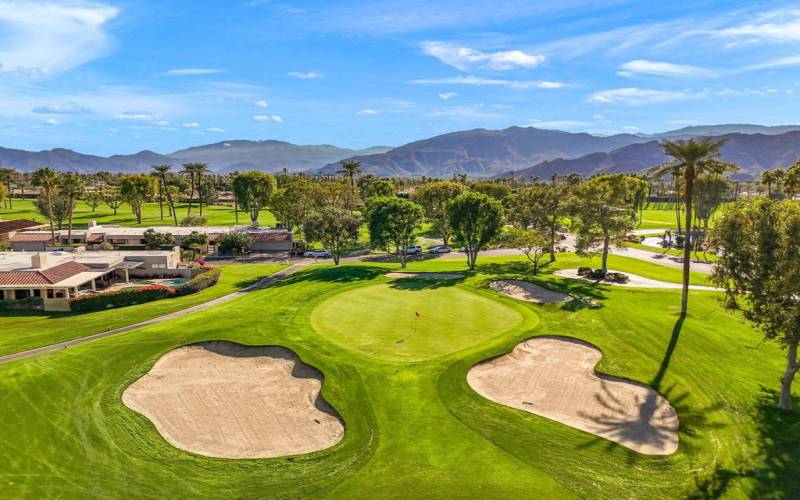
top-left (0, 254), bottom-right (797, 498)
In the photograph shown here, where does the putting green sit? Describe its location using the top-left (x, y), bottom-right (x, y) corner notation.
top-left (311, 282), bottom-right (525, 361)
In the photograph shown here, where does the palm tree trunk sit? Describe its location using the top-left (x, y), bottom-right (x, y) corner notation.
top-left (779, 342), bottom-right (798, 410)
top-left (187, 176), bottom-right (195, 215)
top-left (198, 173), bottom-right (204, 216)
top-left (601, 232), bottom-right (610, 274)
top-left (234, 196), bottom-right (239, 223)
top-left (46, 191), bottom-right (55, 242)
top-left (163, 176), bottom-right (178, 225)
top-left (549, 214), bottom-right (557, 262)
top-left (67, 198), bottom-right (74, 243)
top-left (680, 176), bottom-right (694, 318)
top-left (158, 180), bottom-right (164, 220)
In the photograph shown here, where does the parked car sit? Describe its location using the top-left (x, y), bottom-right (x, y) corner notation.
top-left (429, 245), bottom-right (452, 254)
top-left (402, 245), bottom-right (422, 255)
top-left (303, 249), bottom-right (331, 258)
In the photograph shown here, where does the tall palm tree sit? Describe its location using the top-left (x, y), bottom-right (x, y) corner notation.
top-left (338, 160), bottom-right (362, 187)
top-left (181, 163), bottom-right (205, 215)
top-left (152, 165), bottom-right (177, 224)
top-left (59, 173), bottom-right (85, 244)
top-left (761, 169), bottom-right (776, 198)
top-left (195, 163), bottom-right (209, 216)
top-left (32, 167), bottom-right (60, 242)
top-left (0, 167), bottom-right (16, 209)
top-left (650, 138), bottom-right (735, 317)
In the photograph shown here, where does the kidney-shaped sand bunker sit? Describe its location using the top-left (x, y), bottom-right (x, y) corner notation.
top-left (467, 337), bottom-right (679, 455)
top-left (122, 341), bottom-right (344, 459)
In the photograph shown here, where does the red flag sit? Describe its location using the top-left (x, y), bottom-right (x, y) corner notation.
top-left (415, 311), bottom-right (421, 317)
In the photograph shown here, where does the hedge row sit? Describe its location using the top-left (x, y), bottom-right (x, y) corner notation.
top-left (70, 285), bottom-right (176, 312)
top-left (174, 267), bottom-right (222, 296)
top-left (0, 297), bottom-right (44, 311)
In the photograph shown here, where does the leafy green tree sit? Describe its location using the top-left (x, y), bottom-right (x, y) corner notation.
top-left (104, 189), bottom-right (124, 215)
top-left (366, 196), bottom-right (424, 268)
top-left (571, 174), bottom-right (644, 274)
top-left (181, 215), bottom-right (207, 226)
top-left (508, 181), bottom-right (569, 262)
top-left (0, 167), bottom-right (15, 209)
top-left (338, 160), bottom-right (362, 187)
top-left (270, 176), bottom-right (319, 231)
top-left (650, 139), bottom-right (738, 317)
top-left (82, 191), bottom-right (105, 212)
top-left (143, 229), bottom-right (175, 249)
top-left (303, 207), bottom-right (363, 265)
top-left (59, 173), bottom-right (85, 243)
top-left (710, 199), bottom-right (800, 410)
top-left (232, 171), bottom-right (277, 225)
top-left (181, 231), bottom-right (208, 258)
top-left (119, 175), bottom-right (152, 223)
top-left (218, 231), bottom-right (253, 261)
top-left (358, 176), bottom-right (396, 200)
top-left (499, 226), bottom-right (549, 274)
top-left (32, 167), bottom-right (60, 241)
top-left (471, 181), bottom-right (511, 201)
top-left (448, 191), bottom-right (504, 270)
top-left (414, 181), bottom-right (466, 247)
top-left (0, 181), bottom-right (6, 209)
top-left (786, 161), bottom-right (800, 198)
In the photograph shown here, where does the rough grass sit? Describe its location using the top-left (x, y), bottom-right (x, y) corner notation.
top-left (0, 254), bottom-right (796, 498)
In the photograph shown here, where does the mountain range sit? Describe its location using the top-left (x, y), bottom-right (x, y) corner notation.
top-left (1, 124), bottom-right (799, 179)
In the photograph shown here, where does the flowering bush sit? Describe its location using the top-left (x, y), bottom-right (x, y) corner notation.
top-left (70, 285), bottom-right (176, 312)
top-left (174, 267), bottom-right (221, 296)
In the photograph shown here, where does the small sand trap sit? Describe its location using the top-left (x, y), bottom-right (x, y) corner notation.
top-left (385, 272), bottom-right (464, 280)
top-left (122, 341), bottom-right (344, 459)
top-left (490, 280), bottom-right (572, 304)
top-left (467, 337), bottom-right (679, 455)
top-left (555, 269), bottom-right (719, 291)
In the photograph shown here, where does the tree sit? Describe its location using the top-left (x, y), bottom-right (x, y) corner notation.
top-left (270, 176), bottom-right (319, 231)
top-left (119, 175), bottom-right (151, 224)
top-left (414, 181), bottom-right (466, 247)
top-left (471, 181), bottom-right (511, 201)
top-left (500, 226), bottom-right (549, 274)
top-left (710, 199), bottom-right (800, 410)
top-left (82, 191), bottom-right (105, 212)
top-left (218, 231), bottom-right (252, 261)
top-left (152, 164), bottom-right (176, 223)
top-left (366, 196), bottom-right (424, 268)
top-left (181, 231), bottom-right (208, 258)
top-left (181, 162), bottom-right (206, 215)
top-left (34, 193), bottom-right (70, 230)
top-left (508, 181), bottom-right (569, 262)
top-left (448, 192), bottom-right (504, 270)
top-left (32, 167), bottom-right (60, 241)
top-left (59, 173), bottom-right (85, 243)
top-left (232, 171), bottom-right (277, 225)
top-left (786, 161), bottom-right (800, 198)
top-left (358, 176), bottom-right (396, 200)
top-left (571, 174), bottom-right (645, 274)
top-left (650, 138), bottom-right (737, 317)
top-left (0, 167), bottom-right (15, 209)
top-left (181, 215), bottom-right (207, 226)
top-left (338, 160), bottom-right (362, 187)
top-left (104, 189), bottom-right (124, 215)
top-left (143, 229), bottom-right (174, 249)
top-left (303, 207), bottom-right (363, 265)
top-left (693, 175), bottom-right (731, 256)
top-left (0, 181), bottom-right (6, 209)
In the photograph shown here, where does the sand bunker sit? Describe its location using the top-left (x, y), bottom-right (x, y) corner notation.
top-left (122, 341), bottom-right (344, 459)
top-left (467, 337), bottom-right (679, 455)
top-left (555, 269), bottom-right (719, 291)
top-left (385, 272), bottom-right (464, 280)
top-left (490, 280), bottom-right (572, 304)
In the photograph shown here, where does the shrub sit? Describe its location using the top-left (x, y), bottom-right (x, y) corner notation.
top-left (577, 267), bottom-right (593, 277)
top-left (70, 285), bottom-right (175, 312)
top-left (0, 297), bottom-right (43, 311)
top-left (605, 272), bottom-right (630, 284)
top-left (174, 267), bottom-right (221, 296)
top-left (181, 215), bottom-right (207, 227)
top-left (98, 241), bottom-right (115, 251)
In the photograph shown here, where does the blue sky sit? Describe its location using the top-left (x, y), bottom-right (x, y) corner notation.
top-left (1, 0), bottom-right (800, 155)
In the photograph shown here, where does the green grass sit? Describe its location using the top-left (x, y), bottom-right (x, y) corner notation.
top-left (638, 208), bottom-right (680, 230)
top-left (0, 253), bottom-right (796, 497)
top-left (0, 197), bottom-right (276, 228)
top-left (627, 241), bottom-right (719, 263)
top-left (0, 263), bottom-right (286, 356)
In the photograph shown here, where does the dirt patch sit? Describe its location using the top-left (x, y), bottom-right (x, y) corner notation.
top-left (467, 337), bottom-right (679, 455)
top-left (122, 341), bottom-right (344, 459)
top-left (490, 280), bottom-right (572, 304)
top-left (554, 269), bottom-right (720, 291)
top-left (385, 272), bottom-right (464, 280)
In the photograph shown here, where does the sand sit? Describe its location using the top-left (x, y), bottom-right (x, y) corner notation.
top-left (122, 341), bottom-right (344, 459)
top-left (554, 269), bottom-right (720, 291)
top-left (489, 280), bottom-right (572, 304)
top-left (467, 337), bottom-right (679, 455)
top-left (385, 272), bottom-right (465, 280)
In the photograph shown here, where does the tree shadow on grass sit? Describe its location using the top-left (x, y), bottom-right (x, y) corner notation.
top-left (387, 279), bottom-right (460, 291)
top-left (266, 265), bottom-right (388, 289)
top-left (652, 316), bottom-right (684, 392)
top-left (689, 388), bottom-right (800, 498)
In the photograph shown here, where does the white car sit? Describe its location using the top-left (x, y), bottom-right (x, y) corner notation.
top-left (304, 249), bottom-right (331, 258)
top-left (402, 245), bottom-right (422, 255)
top-left (429, 245), bottom-right (452, 254)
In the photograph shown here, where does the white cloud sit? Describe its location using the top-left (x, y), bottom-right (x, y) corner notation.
top-left (206, 127), bottom-right (226, 132)
top-left (744, 54), bottom-right (800, 71)
top-left (438, 92), bottom-right (458, 100)
top-left (618, 60), bottom-right (715, 78)
top-left (32, 102), bottom-right (94, 115)
top-left (410, 75), bottom-right (565, 89)
top-left (253, 114), bottom-right (283, 123)
top-left (0, 1), bottom-right (119, 75)
top-left (288, 71), bottom-right (323, 79)
top-left (420, 41), bottom-right (545, 71)
top-left (165, 68), bottom-right (224, 76)
top-left (587, 87), bottom-right (699, 105)
top-left (115, 111), bottom-right (157, 121)
top-left (718, 11), bottom-right (800, 41)
top-left (357, 109), bottom-right (381, 115)
top-left (528, 120), bottom-right (592, 130)
top-left (255, 100), bottom-right (269, 108)
top-left (181, 122), bottom-right (200, 128)
top-left (44, 118), bottom-right (59, 126)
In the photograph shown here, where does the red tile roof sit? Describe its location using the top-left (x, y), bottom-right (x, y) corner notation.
top-left (0, 261), bottom-right (90, 287)
top-left (0, 219), bottom-right (42, 233)
top-left (9, 232), bottom-right (57, 242)
top-left (248, 231), bottom-right (292, 242)
top-left (86, 233), bottom-right (105, 243)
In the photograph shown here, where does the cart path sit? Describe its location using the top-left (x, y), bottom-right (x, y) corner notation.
top-left (0, 262), bottom-right (308, 366)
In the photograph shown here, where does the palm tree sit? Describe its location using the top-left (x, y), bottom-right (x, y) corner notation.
top-left (31, 167), bottom-right (61, 242)
top-left (181, 163), bottom-right (202, 215)
top-left (761, 170), bottom-right (776, 198)
top-left (152, 164), bottom-right (176, 223)
top-left (195, 163), bottom-right (209, 216)
top-left (0, 167), bottom-right (16, 209)
top-left (338, 160), bottom-right (362, 187)
top-left (650, 138), bottom-right (735, 317)
top-left (59, 173), bottom-right (85, 244)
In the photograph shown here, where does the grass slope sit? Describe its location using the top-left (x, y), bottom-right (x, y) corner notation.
top-left (0, 253), bottom-right (796, 498)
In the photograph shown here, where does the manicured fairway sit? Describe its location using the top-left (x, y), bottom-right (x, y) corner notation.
top-left (638, 207), bottom-right (680, 230)
top-left (312, 282), bottom-right (524, 361)
top-left (0, 254), bottom-right (797, 498)
top-left (0, 198), bottom-right (276, 228)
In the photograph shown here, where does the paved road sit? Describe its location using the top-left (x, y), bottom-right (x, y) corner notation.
top-left (0, 262), bottom-right (308, 366)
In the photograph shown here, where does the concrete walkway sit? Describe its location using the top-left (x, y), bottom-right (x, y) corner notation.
top-left (0, 262), bottom-right (308, 366)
